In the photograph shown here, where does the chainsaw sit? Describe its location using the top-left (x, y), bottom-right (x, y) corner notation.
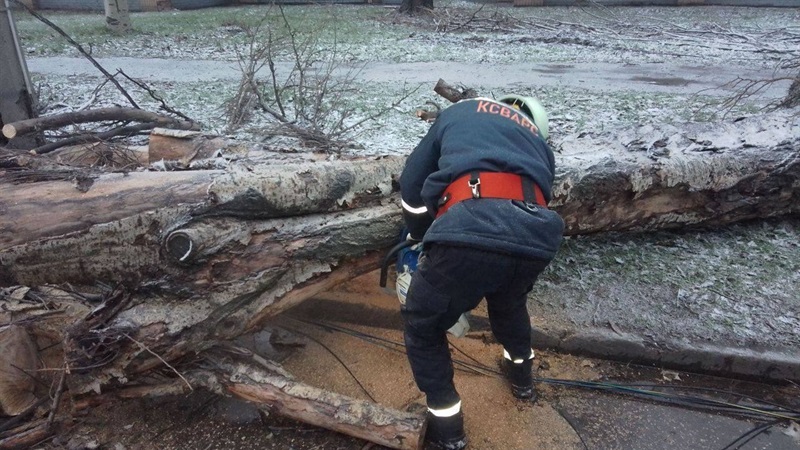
top-left (380, 238), bottom-right (470, 338)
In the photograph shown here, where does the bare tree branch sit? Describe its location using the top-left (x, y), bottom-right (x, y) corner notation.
top-left (114, 70), bottom-right (195, 122)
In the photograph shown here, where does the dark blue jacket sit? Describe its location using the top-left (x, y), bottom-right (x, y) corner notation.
top-left (399, 98), bottom-right (564, 261)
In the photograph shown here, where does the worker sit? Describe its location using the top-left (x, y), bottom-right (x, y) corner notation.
top-left (399, 95), bottom-right (564, 450)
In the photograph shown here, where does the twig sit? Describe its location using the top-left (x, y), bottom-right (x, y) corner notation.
top-left (10, 0), bottom-right (140, 109)
top-left (247, 72), bottom-right (289, 124)
top-left (32, 122), bottom-right (158, 155)
top-left (115, 69), bottom-right (195, 122)
top-left (46, 369), bottom-right (67, 429)
top-left (266, 28), bottom-right (287, 118)
top-left (280, 5), bottom-right (310, 121)
top-left (123, 333), bottom-right (193, 391)
top-left (715, 75), bottom-right (797, 117)
top-left (336, 84), bottom-right (419, 137)
top-left (448, 3), bottom-right (485, 33)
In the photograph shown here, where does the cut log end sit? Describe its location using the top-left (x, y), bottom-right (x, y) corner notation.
top-left (2, 124), bottom-right (17, 140)
top-left (0, 325), bottom-right (40, 416)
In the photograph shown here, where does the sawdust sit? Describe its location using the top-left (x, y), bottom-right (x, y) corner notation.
top-left (280, 269), bottom-right (599, 449)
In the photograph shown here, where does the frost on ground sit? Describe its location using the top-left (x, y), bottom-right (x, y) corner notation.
top-left (533, 218), bottom-right (800, 349)
top-left (15, 3), bottom-right (800, 350)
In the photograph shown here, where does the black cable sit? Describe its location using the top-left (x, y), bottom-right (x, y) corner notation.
top-left (283, 324), bottom-right (377, 403)
top-left (448, 340), bottom-right (501, 377)
top-left (619, 382), bottom-right (800, 415)
top-left (290, 317), bottom-right (408, 355)
top-left (539, 378), bottom-right (797, 421)
top-left (295, 317), bottom-right (495, 377)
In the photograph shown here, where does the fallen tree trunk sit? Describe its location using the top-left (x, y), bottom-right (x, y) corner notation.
top-left (2, 111), bottom-right (798, 250)
top-left (0, 108), bottom-right (798, 448)
top-left (1, 155), bottom-right (410, 446)
top-left (552, 110), bottom-right (799, 233)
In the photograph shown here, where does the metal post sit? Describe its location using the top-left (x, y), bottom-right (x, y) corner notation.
top-left (0, 0), bottom-right (36, 149)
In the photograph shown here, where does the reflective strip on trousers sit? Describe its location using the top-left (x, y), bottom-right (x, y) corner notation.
top-left (503, 348), bottom-right (534, 364)
top-left (428, 400), bottom-right (462, 417)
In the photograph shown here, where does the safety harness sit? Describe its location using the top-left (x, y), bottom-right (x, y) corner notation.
top-left (436, 172), bottom-right (547, 218)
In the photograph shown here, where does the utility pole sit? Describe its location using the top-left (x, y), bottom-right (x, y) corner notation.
top-left (0, 0), bottom-right (36, 149)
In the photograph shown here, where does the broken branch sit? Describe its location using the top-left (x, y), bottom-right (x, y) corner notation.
top-left (32, 122), bottom-right (161, 155)
top-left (200, 354), bottom-right (426, 450)
top-left (3, 107), bottom-right (194, 140)
top-left (433, 79), bottom-right (479, 104)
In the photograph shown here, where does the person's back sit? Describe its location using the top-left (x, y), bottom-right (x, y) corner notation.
top-left (400, 98), bottom-right (562, 261)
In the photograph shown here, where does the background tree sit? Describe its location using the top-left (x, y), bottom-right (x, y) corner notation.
top-left (104, 0), bottom-right (131, 33)
top-left (398, 0), bottom-right (434, 15)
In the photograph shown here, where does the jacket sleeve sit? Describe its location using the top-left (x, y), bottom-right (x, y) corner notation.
top-left (399, 124), bottom-right (441, 241)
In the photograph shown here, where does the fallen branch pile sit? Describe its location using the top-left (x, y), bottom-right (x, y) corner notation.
top-left (2, 107), bottom-right (198, 155)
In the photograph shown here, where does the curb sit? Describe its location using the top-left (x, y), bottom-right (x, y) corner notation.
top-left (531, 326), bottom-right (800, 382)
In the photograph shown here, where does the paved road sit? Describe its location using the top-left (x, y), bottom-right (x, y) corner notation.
top-left (27, 56), bottom-right (792, 98)
top-left (557, 392), bottom-right (799, 450)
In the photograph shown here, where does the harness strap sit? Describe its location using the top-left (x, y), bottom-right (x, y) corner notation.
top-left (436, 172), bottom-right (547, 218)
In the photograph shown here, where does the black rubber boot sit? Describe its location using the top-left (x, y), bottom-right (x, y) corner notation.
top-left (502, 357), bottom-right (537, 402)
top-left (426, 411), bottom-right (468, 450)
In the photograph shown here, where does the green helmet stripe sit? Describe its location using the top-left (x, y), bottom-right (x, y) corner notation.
top-left (498, 95), bottom-right (549, 140)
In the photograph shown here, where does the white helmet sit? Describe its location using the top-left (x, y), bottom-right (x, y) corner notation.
top-left (498, 95), bottom-right (549, 140)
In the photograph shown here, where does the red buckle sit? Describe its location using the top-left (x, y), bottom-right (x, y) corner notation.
top-left (436, 172), bottom-right (546, 218)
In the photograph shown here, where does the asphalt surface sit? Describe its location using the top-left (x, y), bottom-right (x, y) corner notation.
top-left (555, 392), bottom-right (799, 450)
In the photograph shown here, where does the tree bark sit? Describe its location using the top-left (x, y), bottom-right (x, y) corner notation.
top-left (204, 354), bottom-right (425, 450)
top-left (1, 156), bottom-right (405, 394)
top-left (550, 110), bottom-right (799, 234)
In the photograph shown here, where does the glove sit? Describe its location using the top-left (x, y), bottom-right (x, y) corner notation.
top-left (448, 313), bottom-right (471, 338)
top-left (396, 270), bottom-right (412, 306)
